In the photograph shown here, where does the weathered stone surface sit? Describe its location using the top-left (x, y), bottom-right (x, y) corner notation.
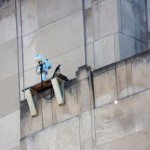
top-left (0, 111), bottom-right (20, 150)
top-left (0, 75), bottom-right (19, 117)
top-left (86, 44), bottom-right (95, 68)
top-left (26, 117), bottom-right (80, 150)
top-left (92, 2), bottom-right (99, 41)
top-left (94, 90), bottom-right (150, 147)
top-left (77, 78), bottom-right (93, 113)
top-left (21, 0), bottom-right (38, 36)
top-left (23, 32), bottom-right (39, 71)
top-left (84, 0), bottom-right (92, 9)
top-left (85, 8), bottom-right (93, 44)
top-left (94, 69), bottom-right (117, 108)
top-left (38, 10), bottom-right (84, 59)
top-left (20, 99), bottom-right (43, 138)
top-left (0, 0), bottom-right (15, 9)
top-left (147, 0), bottom-right (150, 9)
top-left (41, 97), bottom-right (53, 128)
top-left (115, 33), bottom-right (136, 61)
top-left (76, 65), bottom-right (91, 81)
top-left (116, 65), bottom-right (128, 99)
top-left (50, 46), bottom-right (85, 79)
top-left (37, 0), bottom-right (82, 27)
top-left (80, 111), bottom-right (93, 150)
top-left (94, 34), bottom-right (115, 68)
top-left (135, 40), bottom-right (142, 54)
top-left (139, 1), bottom-right (147, 44)
top-left (121, 0), bottom-right (135, 38)
top-left (98, 0), bottom-right (118, 38)
top-left (126, 63), bottom-right (133, 96)
top-left (0, 3), bottom-right (16, 45)
top-left (148, 8), bottom-right (150, 33)
top-left (12, 147), bottom-right (20, 150)
top-left (132, 56), bottom-right (150, 94)
top-left (121, 0), bottom-right (147, 43)
top-left (0, 40), bottom-right (18, 80)
top-left (24, 68), bottom-right (40, 88)
top-left (52, 84), bottom-right (78, 124)
top-left (20, 138), bottom-right (27, 150)
top-left (96, 128), bottom-right (150, 150)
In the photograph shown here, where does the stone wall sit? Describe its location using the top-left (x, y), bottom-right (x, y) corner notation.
top-left (84, 0), bottom-right (148, 68)
top-left (0, 0), bottom-right (20, 149)
top-left (20, 50), bottom-right (150, 150)
top-left (0, 0), bottom-right (150, 149)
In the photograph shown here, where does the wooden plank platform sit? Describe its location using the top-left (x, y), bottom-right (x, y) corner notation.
top-left (22, 73), bottom-right (68, 93)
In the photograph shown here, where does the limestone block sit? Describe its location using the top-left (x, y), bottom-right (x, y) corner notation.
top-left (20, 138), bottom-right (27, 150)
top-left (85, 8), bottom-right (93, 44)
top-left (52, 84), bottom-right (78, 124)
top-left (20, 99), bottom-right (43, 138)
top-left (126, 63), bottom-right (133, 96)
top-left (26, 117), bottom-right (80, 150)
top-left (94, 90), bottom-right (150, 147)
top-left (121, 0), bottom-right (147, 43)
top-left (94, 34), bottom-right (115, 68)
top-left (37, 0), bottom-right (82, 27)
top-left (0, 111), bottom-right (20, 150)
top-left (0, 40), bottom-right (18, 80)
top-left (23, 32), bottom-right (39, 71)
top-left (115, 33), bottom-right (136, 61)
top-left (132, 56), bottom-right (150, 94)
top-left (0, 3), bottom-right (16, 45)
top-left (41, 97), bottom-right (53, 128)
top-left (86, 44), bottom-right (94, 68)
top-left (77, 77), bottom-right (93, 113)
top-left (76, 65), bottom-right (92, 81)
top-left (0, 0), bottom-right (15, 9)
top-left (142, 42), bottom-right (148, 52)
top-left (84, 0), bottom-right (92, 9)
top-left (135, 40), bottom-right (142, 54)
top-left (49, 46), bottom-right (85, 79)
top-left (148, 8), bottom-right (150, 32)
top-left (92, 2), bottom-right (99, 40)
top-left (21, 0), bottom-right (38, 36)
top-left (140, 1), bottom-right (147, 43)
top-left (80, 111), bottom-right (93, 150)
top-left (134, 3), bottom-right (141, 41)
top-left (116, 65), bottom-right (128, 99)
top-left (38, 11), bottom-right (84, 59)
top-left (0, 75), bottom-right (19, 117)
top-left (24, 68), bottom-right (40, 88)
top-left (121, 0), bottom-right (135, 38)
top-left (94, 69), bottom-right (117, 108)
top-left (148, 0), bottom-right (150, 9)
top-left (96, 128), bottom-right (150, 150)
top-left (98, 0), bottom-right (118, 38)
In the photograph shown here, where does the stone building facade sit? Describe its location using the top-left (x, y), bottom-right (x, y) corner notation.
top-left (0, 0), bottom-right (150, 149)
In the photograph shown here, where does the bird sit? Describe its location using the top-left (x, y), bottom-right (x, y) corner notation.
top-left (52, 64), bottom-right (61, 78)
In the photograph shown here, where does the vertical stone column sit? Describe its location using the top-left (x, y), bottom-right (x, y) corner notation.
top-left (77, 65), bottom-right (95, 150)
top-left (0, 0), bottom-right (20, 149)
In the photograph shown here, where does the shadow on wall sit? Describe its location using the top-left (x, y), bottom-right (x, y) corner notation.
top-left (0, 0), bottom-right (10, 7)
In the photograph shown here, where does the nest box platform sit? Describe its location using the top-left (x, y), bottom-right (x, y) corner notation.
top-left (23, 73), bottom-right (68, 93)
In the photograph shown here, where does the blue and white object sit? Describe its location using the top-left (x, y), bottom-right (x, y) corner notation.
top-left (35, 53), bottom-right (52, 81)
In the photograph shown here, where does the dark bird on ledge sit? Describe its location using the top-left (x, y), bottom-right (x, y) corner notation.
top-left (52, 64), bottom-right (61, 78)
